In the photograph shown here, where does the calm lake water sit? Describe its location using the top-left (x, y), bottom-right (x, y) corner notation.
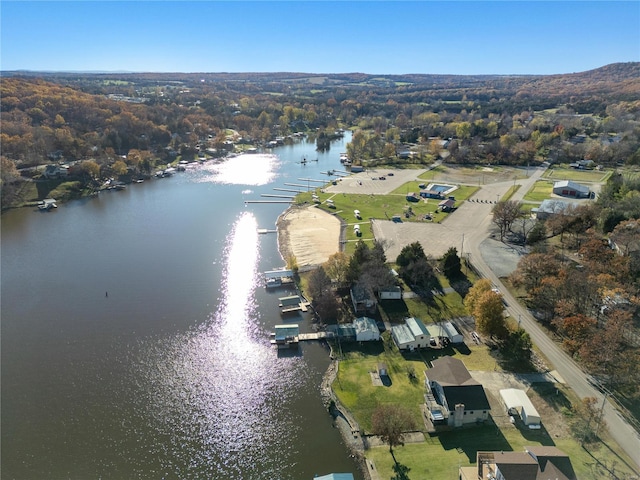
top-left (1, 133), bottom-right (364, 479)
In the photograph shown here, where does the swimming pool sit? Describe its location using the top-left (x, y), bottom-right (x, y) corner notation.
top-left (426, 183), bottom-right (457, 195)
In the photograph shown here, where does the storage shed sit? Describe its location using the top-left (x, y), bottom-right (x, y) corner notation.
top-left (442, 321), bottom-right (464, 344)
top-left (500, 388), bottom-right (541, 427)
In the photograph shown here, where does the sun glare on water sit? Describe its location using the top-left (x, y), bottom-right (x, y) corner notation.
top-left (134, 212), bottom-right (305, 477)
top-left (196, 153), bottom-right (278, 185)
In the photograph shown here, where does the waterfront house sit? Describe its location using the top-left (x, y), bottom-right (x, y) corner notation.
top-left (353, 316), bottom-right (380, 342)
top-left (350, 283), bottom-right (377, 315)
top-left (459, 446), bottom-right (576, 480)
top-left (424, 356), bottom-right (490, 427)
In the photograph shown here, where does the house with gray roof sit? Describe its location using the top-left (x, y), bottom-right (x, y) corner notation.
top-left (459, 446), bottom-right (576, 480)
top-left (552, 180), bottom-right (590, 198)
top-left (424, 356), bottom-right (490, 427)
top-left (353, 317), bottom-right (380, 342)
top-left (391, 317), bottom-right (430, 351)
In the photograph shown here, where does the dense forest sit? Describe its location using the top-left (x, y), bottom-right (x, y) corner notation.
top-left (2, 63), bottom-right (639, 189)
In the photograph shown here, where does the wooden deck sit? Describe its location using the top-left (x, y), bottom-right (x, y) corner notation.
top-left (298, 331), bottom-right (335, 341)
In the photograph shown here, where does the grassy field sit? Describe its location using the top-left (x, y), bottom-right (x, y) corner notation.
top-left (336, 340), bottom-right (640, 480)
top-left (366, 423), bottom-right (639, 480)
top-left (522, 180), bottom-right (555, 202)
top-left (294, 187), bottom-right (468, 256)
top-left (543, 165), bottom-right (612, 183)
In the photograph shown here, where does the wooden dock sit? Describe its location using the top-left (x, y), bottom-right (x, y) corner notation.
top-left (245, 200), bottom-right (293, 204)
top-left (298, 178), bottom-right (328, 183)
top-left (281, 302), bottom-right (310, 313)
top-left (273, 187), bottom-right (303, 193)
top-left (261, 194), bottom-right (296, 199)
top-left (298, 331), bottom-right (335, 341)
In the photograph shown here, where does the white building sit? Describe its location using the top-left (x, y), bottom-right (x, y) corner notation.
top-left (353, 316), bottom-right (380, 342)
top-left (500, 388), bottom-right (541, 427)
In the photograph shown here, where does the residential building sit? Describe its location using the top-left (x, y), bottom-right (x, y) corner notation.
top-left (350, 283), bottom-right (377, 315)
top-left (424, 356), bottom-right (490, 427)
top-left (353, 316), bottom-right (380, 342)
top-left (459, 446), bottom-right (577, 480)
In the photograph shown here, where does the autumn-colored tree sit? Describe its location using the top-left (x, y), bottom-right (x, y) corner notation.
top-left (323, 252), bottom-right (350, 286)
top-left (553, 314), bottom-right (596, 355)
top-left (371, 404), bottom-right (416, 453)
top-left (579, 310), bottom-right (637, 389)
top-left (474, 291), bottom-right (507, 338)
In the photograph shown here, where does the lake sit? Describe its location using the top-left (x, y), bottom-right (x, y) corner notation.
top-left (1, 132), bottom-right (364, 479)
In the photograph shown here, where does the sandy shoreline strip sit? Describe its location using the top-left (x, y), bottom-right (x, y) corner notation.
top-left (276, 204), bottom-right (342, 271)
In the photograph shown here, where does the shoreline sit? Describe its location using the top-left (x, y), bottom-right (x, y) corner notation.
top-left (276, 204), bottom-right (373, 478)
top-left (275, 203), bottom-right (342, 272)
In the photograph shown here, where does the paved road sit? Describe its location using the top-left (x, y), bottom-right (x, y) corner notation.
top-left (462, 168), bottom-right (640, 472)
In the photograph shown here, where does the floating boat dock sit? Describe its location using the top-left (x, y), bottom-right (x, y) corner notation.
top-left (270, 324), bottom-right (335, 349)
top-left (278, 295), bottom-right (310, 313)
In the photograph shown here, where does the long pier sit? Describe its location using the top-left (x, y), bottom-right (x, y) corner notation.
top-left (261, 194), bottom-right (296, 199)
top-left (245, 200), bottom-right (293, 204)
top-left (298, 178), bottom-right (328, 183)
top-left (273, 187), bottom-right (303, 193)
top-left (284, 183), bottom-right (312, 188)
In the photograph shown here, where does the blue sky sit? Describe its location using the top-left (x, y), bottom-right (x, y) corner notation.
top-left (1, 1), bottom-right (638, 75)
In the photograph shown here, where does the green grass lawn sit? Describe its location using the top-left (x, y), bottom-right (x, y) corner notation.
top-left (366, 424), bottom-right (639, 480)
top-left (542, 165), bottom-right (612, 183)
top-left (333, 342), bottom-right (426, 432)
top-left (522, 180), bottom-right (555, 202)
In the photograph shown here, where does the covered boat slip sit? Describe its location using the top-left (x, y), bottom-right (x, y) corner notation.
top-left (500, 388), bottom-right (541, 427)
top-left (264, 269), bottom-right (294, 288)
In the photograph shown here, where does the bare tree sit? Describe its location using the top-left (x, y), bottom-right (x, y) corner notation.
top-left (492, 200), bottom-right (522, 241)
top-left (371, 404), bottom-right (416, 453)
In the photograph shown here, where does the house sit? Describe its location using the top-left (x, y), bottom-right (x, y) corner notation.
top-left (391, 317), bottom-right (431, 350)
top-left (353, 316), bottom-right (380, 342)
top-left (420, 189), bottom-right (444, 199)
top-left (406, 192), bottom-right (420, 202)
top-left (459, 446), bottom-right (576, 480)
top-left (438, 198), bottom-right (456, 211)
top-left (532, 199), bottom-right (578, 221)
top-left (552, 180), bottom-right (590, 198)
top-left (499, 388), bottom-right (541, 427)
top-left (43, 164), bottom-right (69, 179)
top-left (350, 283), bottom-right (377, 315)
top-left (424, 356), bottom-right (491, 427)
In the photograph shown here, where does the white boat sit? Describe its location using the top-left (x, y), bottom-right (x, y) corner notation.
top-left (38, 199), bottom-right (57, 211)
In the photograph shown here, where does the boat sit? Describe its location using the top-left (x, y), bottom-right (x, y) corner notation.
top-left (38, 198), bottom-right (57, 211)
top-left (266, 277), bottom-right (282, 288)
